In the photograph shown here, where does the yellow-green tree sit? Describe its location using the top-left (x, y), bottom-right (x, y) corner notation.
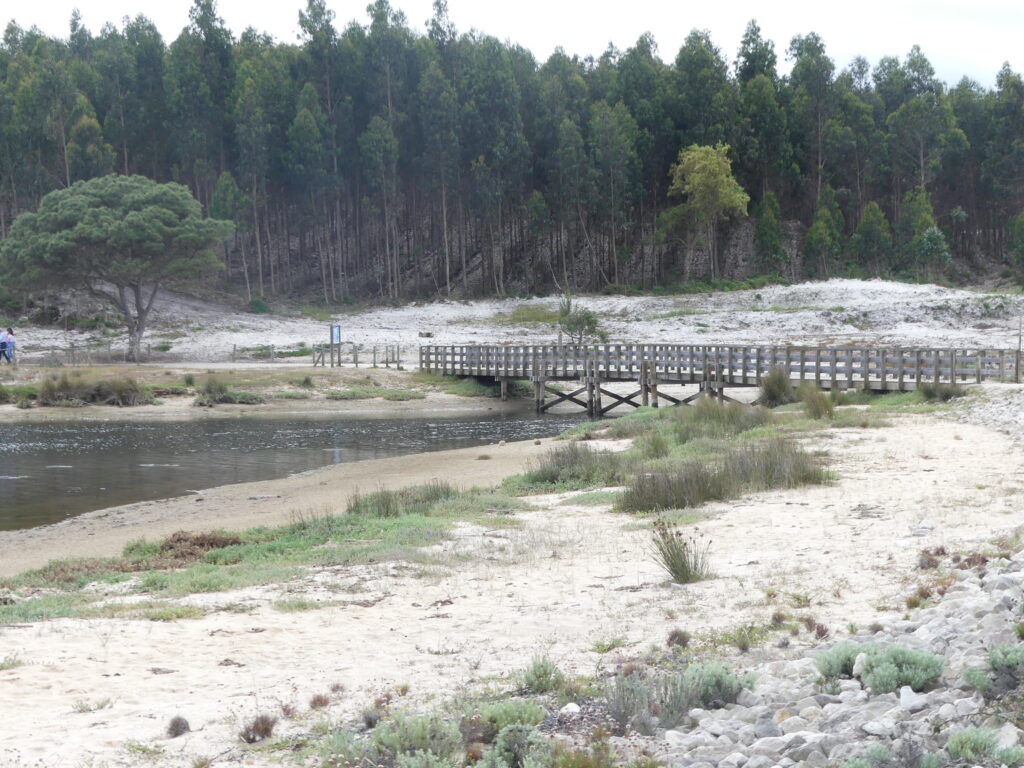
top-left (666, 144), bottom-right (749, 279)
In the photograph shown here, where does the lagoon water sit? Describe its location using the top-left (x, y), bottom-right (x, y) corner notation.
top-left (0, 412), bottom-right (584, 531)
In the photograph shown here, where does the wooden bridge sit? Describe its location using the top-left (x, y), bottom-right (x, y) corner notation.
top-left (419, 344), bottom-right (1021, 415)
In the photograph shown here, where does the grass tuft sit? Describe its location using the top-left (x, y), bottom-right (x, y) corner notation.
top-left (650, 521), bottom-right (711, 584)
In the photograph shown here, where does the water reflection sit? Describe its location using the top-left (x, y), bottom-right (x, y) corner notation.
top-left (0, 412), bottom-right (584, 531)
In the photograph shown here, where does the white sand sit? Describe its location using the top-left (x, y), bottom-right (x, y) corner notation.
top-left (12, 279), bottom-right (1024, 365)
top-left (1, 414), bottom-right (1022, 767)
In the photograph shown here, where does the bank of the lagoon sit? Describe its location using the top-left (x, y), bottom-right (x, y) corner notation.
top-left (0, 410), bottom-right (584, 531)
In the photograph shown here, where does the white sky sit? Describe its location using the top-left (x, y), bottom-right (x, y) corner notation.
top-left (11, 0), bottom-right (1023, 88)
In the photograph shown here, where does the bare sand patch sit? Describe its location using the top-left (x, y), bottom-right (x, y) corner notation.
top-left (0, 413), bottom-right (1021, 767)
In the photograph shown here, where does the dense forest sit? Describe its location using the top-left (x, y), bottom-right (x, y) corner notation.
top-left (2, 0), bottom-right (1024, 304)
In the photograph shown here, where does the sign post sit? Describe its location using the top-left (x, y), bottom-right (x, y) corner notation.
top-left (330, 324), bottom-right (341, 367)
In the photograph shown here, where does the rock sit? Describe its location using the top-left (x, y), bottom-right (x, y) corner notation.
top-left (700, 718), bottom-right (733, 737)
top-left (899, 686), bottom-right (928, 712)
top-left (559, 702), bottom-right (581, 717)
top-left (780, 716), bottom-right (810, 734)
top-left (997, 722), bottom-right (1023, 749)
top-left (754, 711), bottom-right (782, 738)
top-left (719, 752), bottom-right (748, 768)
top-left (851, 652), bottom-right (869, 677)
top-left (743, 758), bottom-right (774, 768)
top-left (861, 717), bottom-right (895, 737)
top-left (737, 688), bottom-right (765, 707)
top-left (749, 735), bottom-right (789, 757)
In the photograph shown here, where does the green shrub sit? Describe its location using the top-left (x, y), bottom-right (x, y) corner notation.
top-left (759, 366), bottom-right (795, 407)
top-left (250, 298), bottom-right (272, 314)
top-left (999, 747), bottom-right (1024, 768)
top-left (815, 642), bottom-right (863, 682)
top-left (918, 382), bottom-right (967, 401)
top-left (515, 442), bottom-right (629, 490)
top-left (35, 374), bottom-right (153, 407)
top-left (963, 667), bottom-right (992, 694)
top-left (945, 727), bottom-right (997, 761)
top-left (650, 521), bottom-right (711, 584)
top-left (480, 700), bottom-right (545, 743)
top-left (346, 482), bottom-right (457, 518)
top-left (637, 430), bottom-right (669, 459)
top-left (670, 398), bottom-right (775, 443)
top-left (520, 656), bottom-right (564, 694)
top-left (618, 439), bottom-right (826, 513)
top-left (397, 752), bottom-right (458, 768)
top-left (988, 644), bottom-right (1024, 677)
top-left (603, 674), bottom-right (654, 736)
top-left (183, 374), bottom-right (195, 387)
top-left (193, 378), bottom-right (266, 407)
top-left (799, 383), bottom-right (835, 420)
top-left (372, 712), bottom-right (462, 761)
top-left (815, 642), bottom-right (942, 693)
top-left (482, 724), bottom-right (550, 768)
top-left (603, 663), bottom-right (750, 736)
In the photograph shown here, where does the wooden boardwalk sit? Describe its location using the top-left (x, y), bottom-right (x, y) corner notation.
top-left (419, 343), bottom-right (1021, 415)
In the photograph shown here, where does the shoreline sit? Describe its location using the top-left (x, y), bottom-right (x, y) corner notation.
top-left (0, 433), bottom-right (557, 578)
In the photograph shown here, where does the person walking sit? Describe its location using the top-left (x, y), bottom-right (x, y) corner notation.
top-left (0, 328), bottom-right (7, 363)
top-left (4, 328), bottom-right (14, 363)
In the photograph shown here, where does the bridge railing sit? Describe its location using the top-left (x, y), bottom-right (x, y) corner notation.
top-left (419, 344), bottom-right (1021, 389)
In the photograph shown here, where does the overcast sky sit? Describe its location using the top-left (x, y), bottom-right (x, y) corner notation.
top-left (12, 0), bottom-right (1023, 88)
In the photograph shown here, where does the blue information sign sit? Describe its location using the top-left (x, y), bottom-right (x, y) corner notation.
top-left (331, 324), bottom-right (341, 343)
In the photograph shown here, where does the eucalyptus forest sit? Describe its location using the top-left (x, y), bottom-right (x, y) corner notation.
top-left (2, 0), bottom-right (1024, 304)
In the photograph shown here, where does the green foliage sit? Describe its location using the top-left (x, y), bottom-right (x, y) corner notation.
top-left (558, 297), bottom-right (600, 343)
top-left (665, 143), bottom-right (749, 279)
top-left (519, 656), bottom-right (565, 694)
top-left (799, 384), bottom-right (835, 420)
top-left (753, 191), bottom-right (786, 272)
top-left (815, 642), bottom-right (942, 693)
top-left (617, 439), bottom-right (827, 513)
top-left (193, 377), bottom-right (265, 406)
top-left (35, 374), bottom-right (153, 407)
top-left (603, 663), bottom-right (751, 735)
top-left (851, 202), bottom-right (893, 274)
top-left (480, 701), bottom-right (545, 743)
top-left (481, 724), bottom-right (551, 768)
top-left (998, 747), bottom-right (1024, 767)
top-left (945, 727), bottom-right (997, 761)
top-left (917, 382), bottom-right (966, 401)
top-left (249, 298), bottom-right (272, 314)
top-left (759, 367), bottom-right (795, 407)
top-left (511, 442), bottom-right (630, 492)
top-left (0, 175), bottom-right (230, 360)
top-left (326, 386), bottom-right (425, 401)
top-left (804, 202), bottom-right (842, 277)
top-left (346, 482), bottom-right (458, 518)
top-left (0, 15), bottom-right (1018, 301)
top-left (373, 712), bottom-right (462, 762)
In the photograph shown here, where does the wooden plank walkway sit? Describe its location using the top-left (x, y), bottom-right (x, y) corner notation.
top-left (419, 343), bottom-right (1021, 415)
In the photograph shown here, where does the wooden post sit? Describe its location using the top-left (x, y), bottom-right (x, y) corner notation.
top-left (915, 350), bottom-right (922, 389)
top-left (862, 347), bottom-right (870, 391)
top-left (897, 349), bottom-right (905, 391)
top-left (640, 361), bottom-right (650, 407)
top-left (500, 378), bottom-right (508, 402)
top-left (534, 380), bottom-right (544, 412)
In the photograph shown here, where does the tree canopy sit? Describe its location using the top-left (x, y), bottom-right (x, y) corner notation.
top-left (0, 174), bottom-right (231, 357)
top-left (0, 3), bottom-right (1022, 299)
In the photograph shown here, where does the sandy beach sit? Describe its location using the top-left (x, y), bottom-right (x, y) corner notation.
top-left (1, 406), bottom-right (1023, 767)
